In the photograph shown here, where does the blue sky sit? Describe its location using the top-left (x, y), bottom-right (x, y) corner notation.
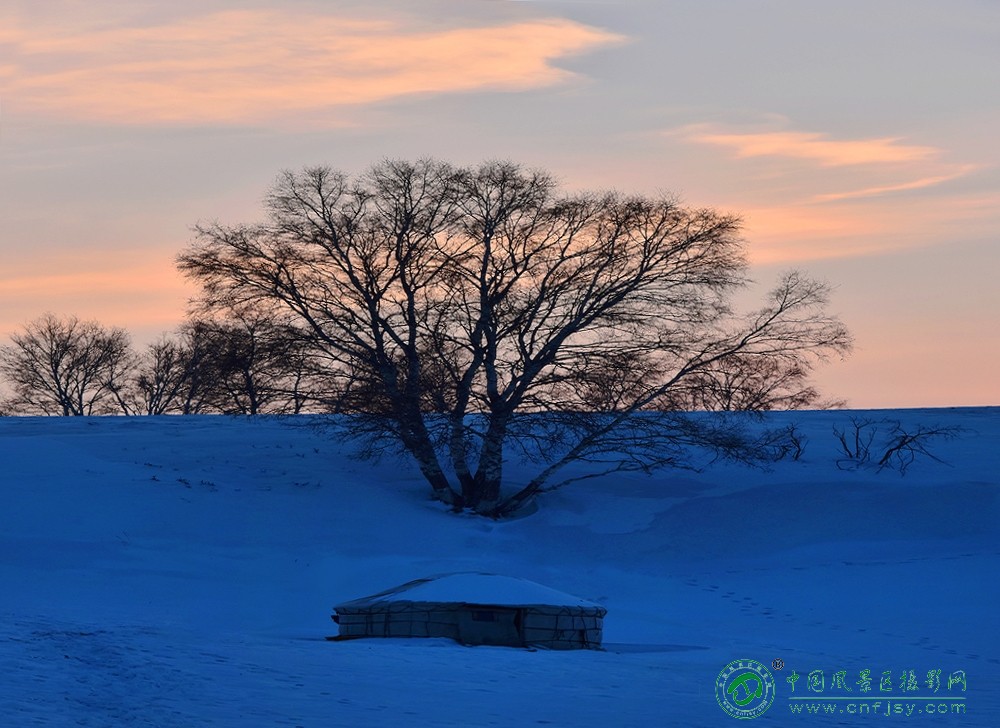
top-left (2, 0), bottom-right (998, 406)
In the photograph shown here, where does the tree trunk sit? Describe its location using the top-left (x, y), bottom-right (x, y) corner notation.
top-left (414, 453), bottom-right (463, 509)
top-left (467, 414), bottom-right (507, 513)
top-left (397, 410), bottom-right (463, 509)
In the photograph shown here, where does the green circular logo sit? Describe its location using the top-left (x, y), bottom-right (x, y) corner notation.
top-left (715, 659), bottom-right (776, 720)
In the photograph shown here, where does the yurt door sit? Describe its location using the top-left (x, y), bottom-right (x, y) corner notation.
top-left (457, 607), bottom-right (523, 646)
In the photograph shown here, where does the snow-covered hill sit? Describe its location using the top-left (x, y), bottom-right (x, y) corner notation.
top-left (1, 409), bottom-right (997, 726)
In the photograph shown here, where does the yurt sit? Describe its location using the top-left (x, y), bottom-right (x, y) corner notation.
top-left (332, 573), bottom-right (606, 650)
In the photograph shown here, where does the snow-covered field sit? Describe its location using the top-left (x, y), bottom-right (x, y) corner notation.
top-left (1, 409), bottom-right (997, 726)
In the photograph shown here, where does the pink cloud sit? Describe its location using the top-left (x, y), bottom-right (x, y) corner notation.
top-left (682, 128), bottom-right (939, 167)
top-left (657, 122), bottom-right (990, 264)
top-left (3, 10), bottom-right (623, 125)
top-left (812, 165), bottom-right (978, 202)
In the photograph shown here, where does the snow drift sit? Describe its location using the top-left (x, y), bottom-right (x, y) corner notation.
top-left (1, 408), bottom-right (997, 726)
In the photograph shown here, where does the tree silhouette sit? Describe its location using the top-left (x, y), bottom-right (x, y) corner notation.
top-left (0, 313), bottom-right (135, 416)
top-left (179, 159), bottom-right (851, 516)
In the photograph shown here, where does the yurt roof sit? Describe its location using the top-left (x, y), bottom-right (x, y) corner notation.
top-left (335, 572), bottom-right (603, 610)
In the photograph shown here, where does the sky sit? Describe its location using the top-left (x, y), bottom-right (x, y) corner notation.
top-left (1, 0), bottom-right (998, 408)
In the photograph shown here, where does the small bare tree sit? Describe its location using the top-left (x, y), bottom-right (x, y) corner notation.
top-left (0, 313), bottom-right (136, 415)
top-left (131, 335), bottom-right (199, 415)
top-left (179, 159), bottom-right (852, 516)
top-left (131, 321), bottom-right (254, 415)
top-left (189, 308), bottom-right (309, 415)
top-left (834, 416), bottom-right (963, 474)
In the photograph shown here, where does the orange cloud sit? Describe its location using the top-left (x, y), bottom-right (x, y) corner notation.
top-left (0, 252), bottom-right (193, 339)
top-left (683, 128), bottom-right (939, 166)
top-left (3, 10), bottom-right (622, 125)
top-left (736, 205), bottom-right (890, 264)
top-left (736, 186), bottom-right (1000, 265)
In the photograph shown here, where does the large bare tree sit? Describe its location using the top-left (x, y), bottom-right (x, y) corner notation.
top-left (178, 159), bottom-right (851, 516)
top-left (0, 313), bottom-right (136, 416)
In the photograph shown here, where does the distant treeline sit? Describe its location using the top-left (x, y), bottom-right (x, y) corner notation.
top-left (0, 311), bottom-right (349, 417)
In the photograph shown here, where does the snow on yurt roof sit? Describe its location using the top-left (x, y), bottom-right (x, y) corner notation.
top-left (336, 572), bottom-right (603, 610)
